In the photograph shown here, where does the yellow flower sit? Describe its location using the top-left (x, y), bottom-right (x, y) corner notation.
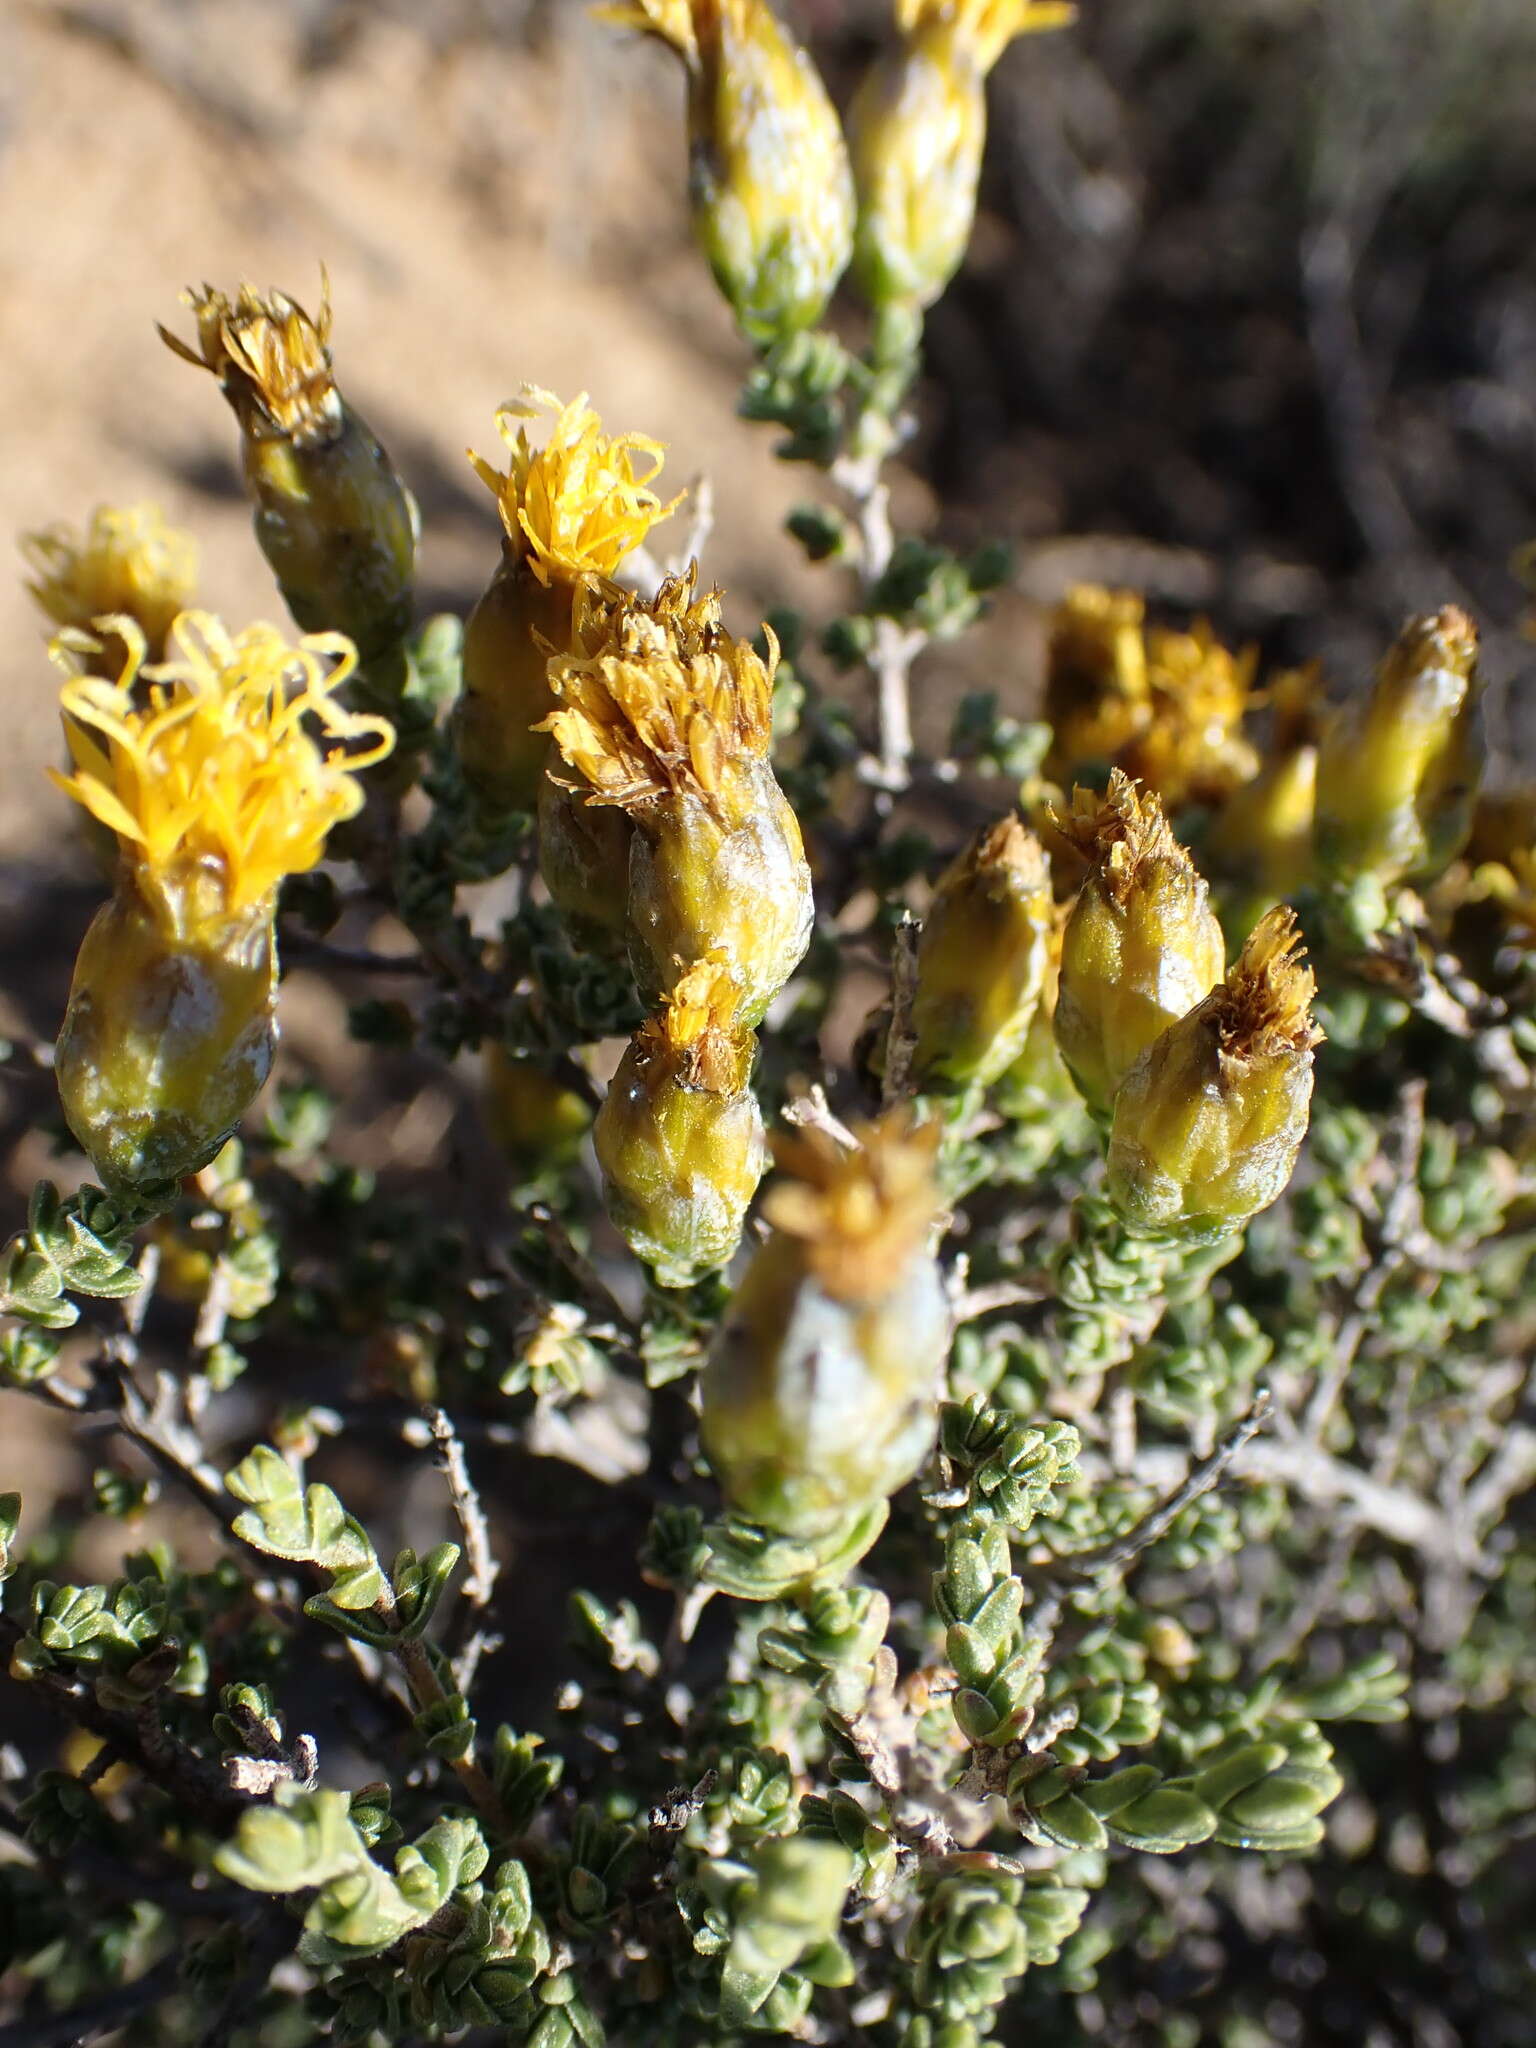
top-left (1125, 619), bottom-right (1261, 810)
top-left (541, 582), bottom-right (811, 1021)
top-left (469, 385), bottom-right (682, 590)
top-left (595, 954), bottom-right (768, 1285)
top-left (20, 503), bottom-right (197, 662)
top-left (1050, 771), bottom-right (1226, 1116)
top-left (1314, 605), bottom-right (1483, 887)
top-left (457, 389), bottom-right (682, 810)
top-left (1107, 906), bottom-right (1322, 1243)
top-left (605, 0), bottom-right (854, 344)
top-left (50, 610), bottom-right (393, 942)
top-left (1043, 584), bottom-right (1151, 785)
top-left (701, 1111), bottom-right (948, 1538)
top-left (162, 281), bottom-right (418, 662)
top-left (850, 0), bottom-right (1073, 313)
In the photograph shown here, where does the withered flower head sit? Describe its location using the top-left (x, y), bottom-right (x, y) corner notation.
top-left (763, 1110), bottom-right (943, 1304)
top-left (161, 281), bottom-right (340, 445)
top-left (1050, 768), bottom-right (1183, 900)
top-left (1125, 618), bottom-right (1261, 808)
top-left (540, 597), bottom-right (775, 826)
top-left (638, 953), bottom-right (756, 1093)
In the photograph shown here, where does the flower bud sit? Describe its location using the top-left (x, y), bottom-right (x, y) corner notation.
top-left (1314, 605), bottom-right (1483, 886)
top-left (57, 890), bottom-right (275, 1198)
top-left (483, 1044), bottom-right (594, 1180)
top-left (536, 771), bottom-right (634, 946)
top-left (701, 1112), bottom-right (948, 1538)
top-left (1051, 772), bottom-right (1225, 1116)
top-left (456, 388), bottom-right (682, 811)
top-left (1043, 585), bottom-right (1151, 786)
top-left (541, 584), bottom-right (812, 1024)
top-left (911, 815), bottom-right (1053, 1088)
top-left (849, 0), bottom-right (1072, 315)
top-left (606, 0), bottom-right (854, 344)
top-left (21, 503), bottom-right (197, 665)
top-left (161, 282), bottom-right (418, 665)
top-left (1106, 906), bottom-right (1321, 1243)
top-left (49, 611), bottom-right (391, 1196)
top-left (594, 958), bottom-right (768, 1286)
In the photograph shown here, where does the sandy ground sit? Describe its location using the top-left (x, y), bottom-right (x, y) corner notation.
top-left (0, 0), bottom-right (846, 857)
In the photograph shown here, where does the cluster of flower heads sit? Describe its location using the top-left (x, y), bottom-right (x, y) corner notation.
top-left (604, 0), bottom-right (1073, 342)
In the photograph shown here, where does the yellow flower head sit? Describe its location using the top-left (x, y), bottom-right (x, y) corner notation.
top-left (160, 281), bottom-right (340, 445)
top-left (1044, 584), bottom-right (1151, 779)
top-left (469, 386), bottom-right (683, 591)
top-left (896, 0), bottom-right (1076, 72)
top-left (21, 503), bottom-right (197, 660)
top-left (540, 589), bottom-right (775, 824)
top-left (1124, 618), bottom-right (1261, 808)
top-left (50, 611), bottom-right (394, 937)
top-left (763, 1110), bottom-right (942, 1304)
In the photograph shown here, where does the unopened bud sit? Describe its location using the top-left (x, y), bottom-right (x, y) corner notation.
top-left (701, 1112), bottom-right (948, 1537)
top-left (1051, 772), bottom-right (1225, 1116)
top-left (911, 815), bottom-right (1053, 1088)
top-left (1106, 906), bottom-right (1321, 1242)
top-left (849, 0), bottom-right (1072, 315)
top-left (161, 282), bottom-right (418, 664)
top-left (1314, 605), bottom-right (1483, 886)
top-left (483, 1045), bottom-right (594, 1180)
top-left (594, 958), bottom-right (767, 1286)
top-left (457, 389), bottom-right (682, 810)
top-left (606, 0), bottom-right (854, 344)
top-left (541, 582), bottom-right (812, 1023)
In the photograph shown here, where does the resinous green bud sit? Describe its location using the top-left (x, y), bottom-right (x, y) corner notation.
top-left (607, 0), bottom-right (855, 345)
top-left (1106, 906), bottom-right (1322, 1243)
top-left (1314, 605), bottom-right (1483, 886)
top-left (911, 814), bottom-right (1052, 1088)
top-left (537, 771), bottom-right (634, 947)
top-left (629, 772), bottom-right (813, 1025)
top-left (161, 283), bottom-right (418, 664)
top-left (458, 564), bottom-right (573, 812)
top-left (849, 0), bottom-right (1073, 315)
top-left (1051, 771), bottom-right (1226, 1116)
top-left (57, 887), bottom-right (277, 1198)
top-left (483, 1043), bottom-right (594, 1180)
top-left (701, 1113), bottom-right (948, 1537)
top-left (594, 960), bottom-right (767, 1286)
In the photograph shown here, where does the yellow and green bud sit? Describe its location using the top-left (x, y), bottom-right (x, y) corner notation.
top-left (849, 0), bottom-right (1072, 315)
top-left (483, 1044), bottom-right (594, 1180)
top-left (457, 387), bottom-right (682, 811)
top-left (21, 503), bottom-right (197, 664)
top-left (594, 958), bottom-right (767, 1286)
top-left (911, 814), bottom-right (1053, 1088)
top-left (605, 0), bottom-right (855, 345)
top-left (701, 1112), bottom-right (948, 1538)
top-left (541, 583), bottom-right (812, 1024)
top-left (49, 611), bottom-right (392, 1196)
top-left (161, 282), bottom-right (419, 665)
top-left (1051, 771), bottom-right (1226, 1116)
top-left (1314, 605), bottom-right (1483, 887)
top-left (1106, 906), bottom-right (1322, 1243)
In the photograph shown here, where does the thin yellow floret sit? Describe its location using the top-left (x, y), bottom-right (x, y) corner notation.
top-left (21, 503), bottom-right (197, 656)
top-left (764, 1110), bottom-right (943, 1303)
top-left (896, 0), bottom-right (1076, 70)
top-left (469, 386), bottom-right (683, 589)
top-left (50, 610), bottom-right (393, 936)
